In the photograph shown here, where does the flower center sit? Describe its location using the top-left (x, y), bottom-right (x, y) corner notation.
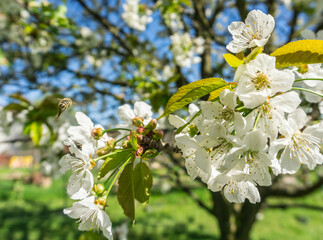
top-left (221, 107), bottom-right (234, 122)
top-left (252, 72), bottom-right (271, 90)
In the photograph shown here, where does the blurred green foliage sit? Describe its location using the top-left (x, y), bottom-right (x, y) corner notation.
top-left (1, 167), bottom-right (323, 240)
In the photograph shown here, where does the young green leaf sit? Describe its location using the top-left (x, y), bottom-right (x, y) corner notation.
top-left (30, 121), bottom-right (43, 146)
top-left (98, 149), bottom-right (135, 180)
top-left (244, 47), bottom-right (263, 63)
top-left (208, 85), bottom-right (232, 101)
top-left (223, 53), bottom-right (244, 68)
top-left (271, 40), bottom-right (323, 68)
top-left (133, 162), bottom-right (153, 203)
top-left (4, 103), bottom-right (28, 111)
top-left (129, 131), bottom-right (138, 150)
top-left (175, 110), bottom-right (201, 134)
top-left (158, 78), bottom-right (227, 119)
top-left (117, 162), bottom-right (135, 222)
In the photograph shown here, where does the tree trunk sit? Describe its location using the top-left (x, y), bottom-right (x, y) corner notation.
top-left (211, 192), bottom-right (234, 240)
top-left (234, 201), bottom-right (263, 240)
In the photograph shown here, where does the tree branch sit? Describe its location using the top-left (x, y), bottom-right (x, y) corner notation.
top-left (65, 69), bottom-right (129, 87)
top-left (267, 203), bottom-right (323, 211)
top-left (267, 176), bottom-right (323, 198)
top-left (76, 0), bottom-right (133, 56)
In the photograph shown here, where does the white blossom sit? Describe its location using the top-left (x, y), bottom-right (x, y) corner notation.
top-left (122, 0), bottom-right (152, 31)
top-left (227, 10), bottom-right (275, 53)
top-left (170, 33), bottom-right (205, 68)
top-left (59, 138), bottom-right (94, 200)
top-left (270, 109), bottom-right (323, 174)
top-left (68, 112), bottom-right (110, 155)
top-left (64, 196), bottom-right (113, 239)
top-left (250, 91), bottom-right (301, 139)
top-left (225, 130), bottom-right (272, 187)
top-left (296, 64), bottom-right (323, 103)
top-left (117, 101), bottom-right (153, 131)
top-left (208, 170), bottom-right (260, 203)
top-left (235, 54), bottom-right (294, 108)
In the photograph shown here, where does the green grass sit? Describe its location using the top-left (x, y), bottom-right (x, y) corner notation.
top-left (1, 167), bottom-right (323, 240)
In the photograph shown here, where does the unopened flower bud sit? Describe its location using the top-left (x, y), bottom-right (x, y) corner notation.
top-left (135, 146), bottom-right (144, 157)
top-left (297, 64), bottom-right (308, 74)
top-left (94, 196), bottom-right (107, 209)
top-left (145, 119), bottom-right (157, 130)
top-left (96, 145), bottom-right (114, 156)
top-left (122, 140), bottom-right (132, 149)
top-left (137, 134), bottom-right (143, 143)
top-left (93, 184), bottom-right (105, 194)
top-left (142, 149), bottom-right (159, 159)
top-left (133, 116), bottom-right (144, 127)
top-left (91, 127), bottom-right (104, 140)
top-left (107, 139), bottom-right (116, 148)
top-left (137, 126), bottom-right (145, 134)
top-left (153, 129), bottom-right (163, 140)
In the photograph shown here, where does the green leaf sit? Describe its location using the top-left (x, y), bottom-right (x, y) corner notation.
top-left (98, 150), bottom-right (135, 180)
top-left (271, 40), bottom-right (323, 68)
top-left (141, 149), bottom-right (159, 160)
top-left (4, 103), bottom-right (28, 111)
top-left (133, 162), bottom-right (153, 203)
top-left (129, 131), bottom-right (138, 150)
top-left (223, 53), bottom-right (244, 68)
top-left (9, 93), bottom-right (31, 105)
top-left (117, 162), bottom-right (135, 222)
top-left (244, 47), bottom-right (263, 63)
top-left (175, 110), bottom-right (201, 134)
top-left (30, 121), bottom-right (42, 146)
top-left (158, 78), bottom-right (227, 119)
top-left (208, 85), bottom-right (231, 101)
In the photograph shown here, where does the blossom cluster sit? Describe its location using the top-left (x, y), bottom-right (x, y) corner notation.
top-left (122, 0), bottom-right (153, 31)
top-left (170, 10), bottom-right (323, 203)
top-left (60, 102), bottom-right (154, 239)
top-left (170, 32), bottom-right (205, 68)
top-left (57, 8), bottom-right (323, 238)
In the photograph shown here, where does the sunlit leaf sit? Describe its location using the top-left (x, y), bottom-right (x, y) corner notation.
top-left (30, 121), bottom-right (42, 146)
top-left (159, 78), bottom-right (227, 119)
top-left (271, 40), bottom-right (323, 68)
top-left (223, 53), bottom-right (244, 68)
